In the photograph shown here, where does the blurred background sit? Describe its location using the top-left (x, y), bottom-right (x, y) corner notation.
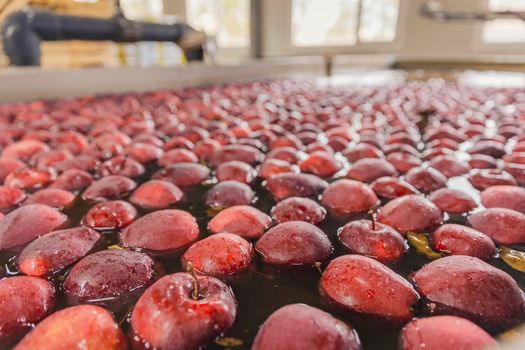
top-left (1, 0), bottom-right (525, 103)
top-left (0, 0), bottom-right (524, 69)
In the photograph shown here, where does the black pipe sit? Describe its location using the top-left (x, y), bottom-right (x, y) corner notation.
top-left (1, 7), bottom-right (204, 66)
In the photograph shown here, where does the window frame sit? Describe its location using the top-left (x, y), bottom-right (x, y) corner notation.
top-left (473, 20), bottom-right (525, 53)
top-left (472, 0), bottom-right (525, 54)
top-left (183, 0), bottom-right (252, 62)
top-left (261, 0), bottom-right (407, 57)
top-left (174, 0), bottom-right (407, 60)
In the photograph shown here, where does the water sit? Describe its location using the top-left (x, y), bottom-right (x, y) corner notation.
top-left (1, 160), bottom-right (524, 350)
top-left (2, 72), bottom-right (525, 348)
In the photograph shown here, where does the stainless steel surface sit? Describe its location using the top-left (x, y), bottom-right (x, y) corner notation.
top-left (0, 57), bottom-right (325, 103)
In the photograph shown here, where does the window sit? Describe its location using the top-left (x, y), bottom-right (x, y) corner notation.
top-left (118, 0), bottom-right (184, 67)
top-left (186, 0), bottom-right (250, 48)
top-left (358, 0), bottom-right (399, 42)
top-left (120, 0), bottom-right (164, 21)
top-left (291, 0), bottom-right (399, 47)
top-left (482, 0), bottom-right (525, 43)
top-left (292, 0), bottom-right (359, 46)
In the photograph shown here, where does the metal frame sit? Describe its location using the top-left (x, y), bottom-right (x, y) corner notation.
top-left (0, 56), bottom-right (325, 103)
top-left (250, 0), bottom-right (262, 58)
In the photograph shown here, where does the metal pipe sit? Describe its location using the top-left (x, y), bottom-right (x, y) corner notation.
top-left (1, 7), bottom-right (205, 66)
top-left (420, 1), bottom-right (525, 22)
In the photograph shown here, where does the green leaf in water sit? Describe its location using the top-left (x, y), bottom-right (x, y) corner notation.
top-left (406, 232), bottom-right (442, 260)
top-left (500, 247), bottom-right (525, 273)
top-left (215, 337), bottom-right (243, 348)
top-left (207, 206), bottom-right (227, 217)
top-left (499, 327), bottom-right (523, 343)
top-left (202, 179), bottom-right (216, 188)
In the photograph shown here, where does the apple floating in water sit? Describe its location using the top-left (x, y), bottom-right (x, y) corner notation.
top-left (338, 211), bottom-right (407, 263)
top-left (130, 271), bottom-right (237, 350)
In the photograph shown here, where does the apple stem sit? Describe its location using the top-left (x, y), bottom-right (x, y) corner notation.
top-left (368, 210), bottom-right (376, 230)
top-left (186, 262), bottom-right (201, 300)
top-left (314, 261), bottom-right (323, 275)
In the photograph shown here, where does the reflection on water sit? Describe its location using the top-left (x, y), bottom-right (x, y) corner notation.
top-left (458, 70), bottom-right (525, 89)
top-left (447, 176), bottom-right (482, 207)
top-left (324, 69), bottom-right (525, 89)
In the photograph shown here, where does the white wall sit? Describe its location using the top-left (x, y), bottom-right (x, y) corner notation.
top-left (402, 0), bottom-right (486, 56)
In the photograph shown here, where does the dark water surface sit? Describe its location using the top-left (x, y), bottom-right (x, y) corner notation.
top-left (1, 159), bottom-right (524, 350)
